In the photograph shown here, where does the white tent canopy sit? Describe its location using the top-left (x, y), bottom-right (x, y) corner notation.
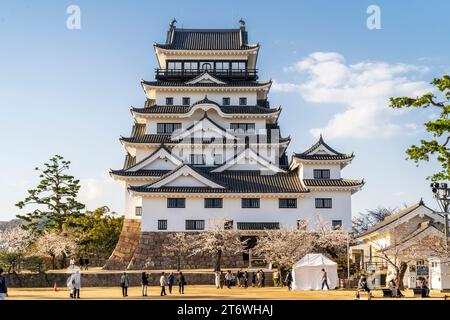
top-left (292, 253), bottom-right (338, 290)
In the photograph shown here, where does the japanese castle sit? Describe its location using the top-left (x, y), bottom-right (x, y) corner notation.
top-left (106, 20), bottom-right (364, 269)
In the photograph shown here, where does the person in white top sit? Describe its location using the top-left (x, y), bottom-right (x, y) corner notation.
top-left (160, 272), bottom-right (167, 296)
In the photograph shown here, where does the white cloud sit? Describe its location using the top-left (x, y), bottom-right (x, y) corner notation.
top-left (78, 173), bottom-right (124, 214)
top-left (274, 52), bottom-right (432, 139)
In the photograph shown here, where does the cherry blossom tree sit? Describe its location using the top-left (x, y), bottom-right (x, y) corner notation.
top-left (34, 232), bottom-right (78, 269)
top-left (159, 232), bottom-right (195, 271)
top-left (190, 219), bottom-right (246, 271)
top-left (0, 226), bottom-right (35, 273)
top-left (313, 216), bottom-right (349, 258)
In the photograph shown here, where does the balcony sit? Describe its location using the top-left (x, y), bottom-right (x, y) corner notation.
top-left (155, 68), bottom-right (258, 81)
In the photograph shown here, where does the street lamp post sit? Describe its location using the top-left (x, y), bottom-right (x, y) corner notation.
top-left (430, 182), bottom-right (450, 253)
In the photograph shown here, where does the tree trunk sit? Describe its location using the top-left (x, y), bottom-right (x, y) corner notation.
top-left (177, 255), bottom-right (181, 271)
top-left (214, 249), bottom-right (222, 272)
top-left (51, 254), bottom-right (56, 270)
top-left (397, 262), bottom-right (408, 290)
top-left (59, 252), bottom-right (67, 269)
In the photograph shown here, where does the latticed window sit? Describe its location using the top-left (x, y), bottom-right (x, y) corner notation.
top-left (222, 97), bottom-right (230, 106)
top-left (157, 123), bottom-right (181, 134)
top-left (237, 222), bottom-right (279, 230)
top-left (158, 220), bottom-right (167, 230)
top-left (279, 198), bottom-right (297, 208)
top-left (242, 198), bottom-right (260, 208)
top-left (167, 198), bottom-right (185, 208)
top-left (332, 220), bottom-right (342, 229)
top-left (135, 206), bottom-right (142, 216)
top-left (204, 198), bottom-right (223, 208)
top-left (182, 97), bottom-right (190, 106)
top-left (313, 169), bottom-right (331, 179)
top-left (239, 97), bottom-right (247, 105)
top-left (315, 198), bottom-right (332, 208)
top-left (230, 123), bottom-right (255, 133)
top-left (166, 97), bottom-right (174, 105)
top-left (189, 154), bottom-right (205, 165)
top-left (185, 220), bottom-right (205, 230)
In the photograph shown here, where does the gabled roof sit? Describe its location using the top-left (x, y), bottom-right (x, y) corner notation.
top-left (357, 200), bottom-right (436, 238)
top-left (293, 135), bottom-right (354, 161)
top-left (154, 28), bottom-right (259, 51)
top-left (211, 147), bottom-right (285, 173)
top-left (172, 113), bottom-right (236, 141)
top-left (185, 72), bottom-right (226, 85)
top-left (129, 166), bottom-right (309, 194)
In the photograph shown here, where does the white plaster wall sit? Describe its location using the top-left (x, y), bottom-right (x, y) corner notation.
top-left (154, 92), bottom-right (258, 106)
top-left (139, 191), bottom-right (352, 232)
top-left (124, 189), bottom-right (142, 219)
top-left (301, 164), bottom-right (342, 179)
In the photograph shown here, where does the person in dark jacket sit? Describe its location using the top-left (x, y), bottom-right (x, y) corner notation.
top-left (285, 271), bottom-right (293, 291)
top-left (141, 272), bottom-right (149, 296)
top-left (0, 268), bottom-right (8, 300)
top-left (167, 272), bottom-right (175, 294)
top-left (178, 272), bottom-right (186, 294)
top-left (260, 270), bottom-right (265, 287)
top-left (251, 272), bottom-right (257, 287)
top-left (243, 271), bottom-right (249, 288)
top-left (120, 272), bottom-right (129, 297)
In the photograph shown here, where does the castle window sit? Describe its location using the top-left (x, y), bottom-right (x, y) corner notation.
top-left (185, 220), bottom-right (205, 230)
top-left (242, 198), bottom-right (260, 208)
top-left (230, 123), bottom-right (255, 133)
top-left (204, 198), bottom-right (223, 208)
top-left (222, 97), bottom-right (230, 106)
top-left (166, 97), bottom-right (174, 105)
top-left (167, 198), bottom-right (185, 208)
top-left (167, 61), bottom-right (182, 70)
top-left (182, 97), bottom-right (190, 106)
top-left (215, 61), bottom-right (230, 72)
top-left (232, 61), bottom-right (246, 71)
top-left (200, 62), bottom-right (212, 72)
top-left (189, 154), bottom-right (205, 165)
top-left (332, 220), bottom-right (342, 229)
top-left (314, 169), bottom-right (331, 179)
top-left (135, 206), bottom-right (142, 216)
top-left (158, 220), bottom-right (167, 230)
top-left (239, 97), bottom-right (247, 106)
top-left (184, 61), bottom-right (198, 71)
top-left (315, 198), bottom-right (332, 209)
top-left (224, 220), bottom-right (233, 230)
top-left (279, 198), bottom-right (297, 208)
top-left (157, 123), bottom-right (181, 134)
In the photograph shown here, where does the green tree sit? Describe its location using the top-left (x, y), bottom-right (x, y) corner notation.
top-left (390, 75), bottom-right (450, 181)
top-left (67, 206), bottom-right (124, 261)
top-left (15, 155), bottom-right (85, 234)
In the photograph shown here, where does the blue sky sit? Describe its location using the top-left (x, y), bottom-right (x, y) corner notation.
top-left (0, 0), bottom-right (449, 220)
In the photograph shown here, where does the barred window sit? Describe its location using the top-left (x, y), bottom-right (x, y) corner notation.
top-left (135, 206), bottom-right (142, 216)
top-left (166, 97), bottom-right (174, 105)
top-left (157, 123), bottom-right (181, 134)
top-left (182, 97), bottom-right (190, 106)
top-left (185, 220), bottom-right (205, 230)
top-left (167, 198), bottom-right (185, 208)
top-left (315, 198), bottom-right (332, 208)
top-left (204, 198), bottom-right (223, 208)
top-left (189, 154), bottom-right (205, 165)
top-left (224, 220), bottom-right (233, 230)
top-left (242, 198), bottom-right (260, 208)
top-left (239, 97), bottom-right (247, 106)
top-left (230, 123), bottom-right (255, 133)
top-left (158, 220), bottom-right (167, 230)
top-left (222, 97), bottom-right (231, 106)
top-left (313, 169), bottom-right (331, 179)
top-left (332, 220), bottom-right (342, 229)
top-left (279, 198), bottom-right (297, 208)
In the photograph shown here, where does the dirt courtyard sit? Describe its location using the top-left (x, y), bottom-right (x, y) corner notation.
top-left (6, 286), bottom-right (449, 300)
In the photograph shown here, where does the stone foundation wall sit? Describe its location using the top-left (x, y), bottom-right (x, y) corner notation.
top-left (128, 232), bottom-right (246, 270)
top-left (103, 219), bottom-right (141, 270)
top-left (5, 271), bottom-right (273, 288)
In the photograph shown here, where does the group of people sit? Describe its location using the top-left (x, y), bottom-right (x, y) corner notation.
top-left (120, 271), bottom-right (187, 297)
top-left (215, 269), bottom-right (273, 289)
top-left (69, 257), bottom-right (89, 270)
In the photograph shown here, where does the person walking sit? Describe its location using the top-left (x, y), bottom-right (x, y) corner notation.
top-left (236, 269), bottom-right (243, 287)
top-left (225, 270), bottom-right (233, 289)
top-left (285, 271), bottom-right (293, 291)
top-left (0, 268), bottom-right (8, 300)
top-left (120, 272), bottom-right (129, 297)
top-left (178, 272), bottom-right (186, 294)
top-left (273, 269), bottom-right (280, 287)
top-left (321, 268), bottom-right (329, 290)
top-left (259, 270), bottom-right (265, 288)
top-left (160, 272), bottom-right (167, 296)
top-left (73, 270), bottom-right (81, 299)
top-left (83, 258), bottom-right (89, 271)
top-left (214, 271), bottom-right (221, 289)
top-left (220, 271), bottom-right (224, 289)
top-left (167, 272), bottom-right (175, 294)
top-left (141, 272), bottom-right (149, 296)
top-left (251, 271), bottom-right (257, 287)
top-left (243, 271), bottom-right (249, 288)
